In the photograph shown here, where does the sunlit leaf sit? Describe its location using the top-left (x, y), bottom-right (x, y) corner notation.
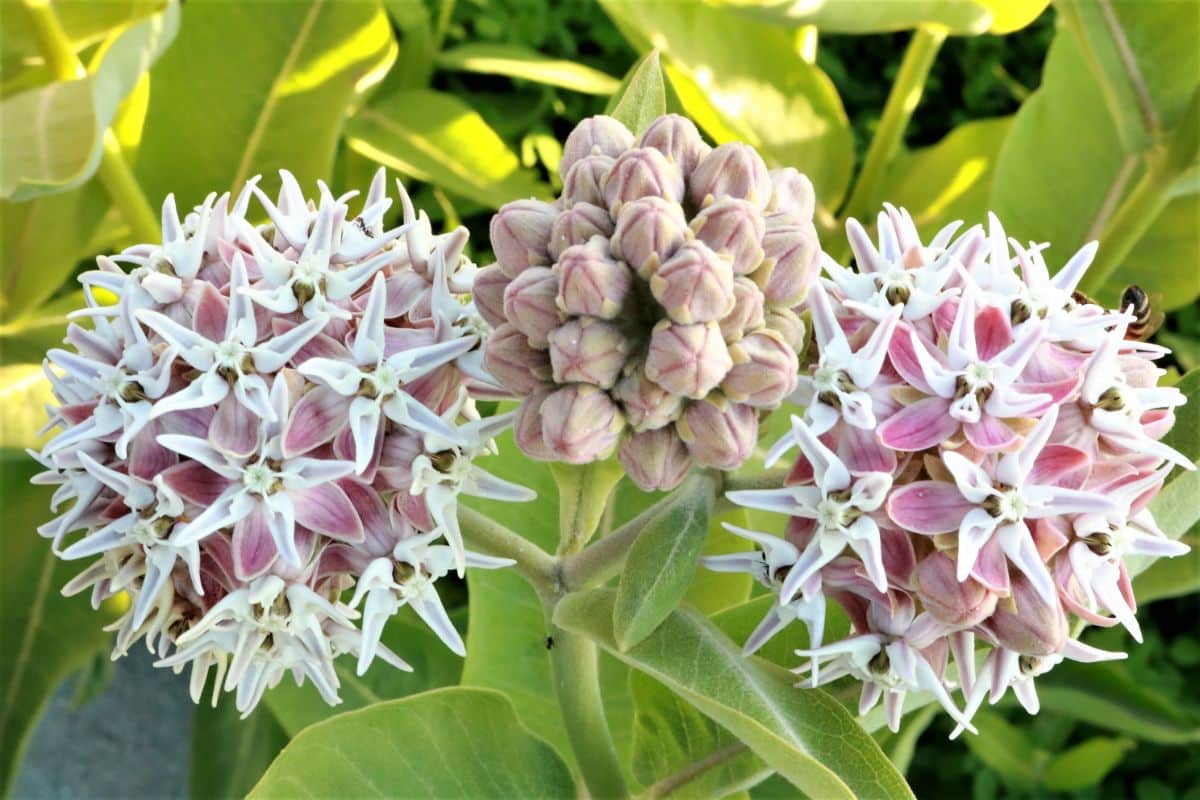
top-left (0, 365), bottom-right (55, 450)
top-left (0, 0), bottom-right (162, 78)
top-left (555, 588), bottom-right (915, 799)
top-left (247, 688), bottom-right (574, 798)
top-left (1104, 192), bottom-right (1200, 311)
top-left (136, 0), bottom-right (396, 211)
top-left (605, 50), bottom-right (668, 134)
top-left (705, 0), bottom-right (992, 34)
top-left (346, 89), bottom-right (551, 210)
top-left (0, 2), bottom-right (179, 200)
top-left (437, 43), bottom-right (620, 95)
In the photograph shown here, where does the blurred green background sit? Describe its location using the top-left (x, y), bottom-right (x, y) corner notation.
top-left (1, 0), bottom-right (1198, 797)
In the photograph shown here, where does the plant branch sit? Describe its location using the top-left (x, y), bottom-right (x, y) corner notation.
top-left (551, 460), bottom-right (623, 555)
top-left (456, 506), bottom-right (557, 595)
top-left (22, 0), bottom-right (160, 243)
top-left (838, 24), bottom-right (947, 227)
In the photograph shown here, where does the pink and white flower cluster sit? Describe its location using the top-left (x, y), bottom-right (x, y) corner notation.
top-left (31, 170), bottom-right (531, 715)
top-left (709, 205), bottom-right (1193, 733)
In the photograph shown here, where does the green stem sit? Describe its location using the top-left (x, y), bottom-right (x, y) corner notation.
top-left (551, 460), bottom-right (624, 555)
top-left (21, 0), bottom-right (160, 243)
top-left (456, 506), bottom-right (558, 596)
top-left (838, 25), bottom-right (947, 227)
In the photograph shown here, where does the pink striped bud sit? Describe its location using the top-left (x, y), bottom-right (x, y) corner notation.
top-left (611, 196), bottom-right (690, 278)
top-left (503, 266), bottom-right (561, 348)
top-left (603, 147), bottom-right (684, 215)
top-left (514, 386), bottom-right (557, 461)
top-left (650, 240), bottom-right (735, 324)
top-left (614, 366), bottom-right (683, 431)
top-left (620, 427), bottom-right (693, 492)
top-left (761, 216), bottom-right (821, 307)
top-left (472, 264), bottom-right (510, 329)
top-left (689, 142), bottom-right (772, 210)
top-left (562, 155), bottom-right (613, 208)
top-left (690, 197), bottom-right (766, 275)
top-left (559, 115), bottom-right (634, 179)
top-left (767, 167), bottom-right (815, 220)
top-left (986, 572), bottom-right (1068, 656)
top-left (719, 277), bottom-right (766, 342)
top-left (548, 317), bottom-right (629, 389)
top-left (915, 551), bottom-right (998, 628)
top-left (764, 307), bottom-right (806, 351)
top-left (645, 321), bottom-right (732, 399)
top-left (540, 384), bottom-right (624, 464)
top-left (721, 329), bottom-right (799, 407)
top-left (491, 199), bottom-right (558, 277)
top-left (554, 237), bottom-right (632, 319)
top-left (483, 324), bottom-right (552, 395)
top-left (549, 202), bottom-right (614, 260)
top-left (636, 113), bottom-right (711, 177)
top-left (677, 395), bottom-right (758, 470)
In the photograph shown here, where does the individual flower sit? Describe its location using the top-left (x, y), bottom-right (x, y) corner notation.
top-left (33, 169), bottom-right (531, 716)
top-left (477, 113), bottom-right (819, 490)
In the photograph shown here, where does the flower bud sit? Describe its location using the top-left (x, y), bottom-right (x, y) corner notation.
top-left (767, 168), bottom-right (815, 220)
top-left (603, 147), bottom-right (684, 215)
top-left (514, 386), bottom-right (557, 460)
top-left (554, 236), bottom-right (632, 319)
top-left (645, 321), bottom-right (732, 399)
top-left (915, 551), bottom-right (998, 628)
top-left (689, 142), bottom-right (772, 210)
top-left (635, 113), bottom-right (711, 177)
top-left (676, 395), bottom-right (758, 470)
top-left (690, 198), bottom-right (765, 275)
top-left (502, 266), bottom-right (560, 347)
top-left (719, 277), bottom-right (766, 342)
top-left (562, 155), bottom-right (613, 208)
top-left (559, 115), bottom-right (634, 179)
top-left (491, 200), bottom-right (558, 278)
top-left (483, 324), bottom-right (552, 395)
top-left (549, 202), bottom-right (614, 260)
top-left (620, 428), bottom-right (693, 491)
top-left (986, 573), bottom-right (1068, 656)
top-left (761, 216), bottom-right (820, 307)
top-left (721, 329), bottom-right (799, 407)
top-left (614, 365), bottom-right (684, 431)
top-left (472, 264), bottom-right (510, 329)
top-left (764, 307), bottom-right (806, 351)
top-left (548, 317), bottom-right (629, 389)
top-left (540, 384), bottom-right (624, 463)
top-left (611, 196), bottom-right (690, 278)
top-left (650, 240), bottom-right (735, 324)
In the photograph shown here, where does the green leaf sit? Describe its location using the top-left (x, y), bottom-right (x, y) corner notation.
top-left (437, 43), bottom-right (620, 95)
top-left (190, 702), bottom-right (288, 800)
top-left (1041, 736), bottom-right (1136, 792)
top-left (600, 0), bottom-right (854, 212)
top-left (136, 0), bottom-right (396, 211)
top-left (630, 670), bottom-right (771, 798)
top-left (262, 606), bottom-right (464, 737)
top-left (961, 710), bottom-right (1042, 788)
top-left (614, 475), bottom-right (714, 650)
top-left (1104, 192), bottom-right (1200, 311)
top-left (345, 88), bottom-right (551, 210)
top-left (706, 0), bottom-right (994, 34)
top-left (1132, 527), bottom-right (1200, 604)
top-left (605, 50), bottom-right (668, 134)
top-left (555, 588), bottom-right (915, 799)
top-left (0, 451), bottom-right (119, 795)
top-left (1037, 659), bottom-right (1200, 744)
top-left (0, 2), bottom-right (179, 200)
top-left (1141, 369), bottom-right (1200, 557)
top-left (0, 0), bottom-right (162, 78)
top-left (879, 116), bottom-right (1013, 236)
top-left (247, 688), bottom-right (575, 799)
top-left (0, 365), bottom-right (56, 450)
top-left (883, 705), bottom-right (938, 776)
top-left (380, 0), bottom-right (435, 90)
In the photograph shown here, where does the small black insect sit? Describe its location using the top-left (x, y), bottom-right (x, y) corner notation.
top-left (545, 636), bottom-right (555, 650)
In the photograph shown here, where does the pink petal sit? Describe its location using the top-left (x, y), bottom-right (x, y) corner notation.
top-left (838, 424), bottom-right (897, 474)
top-left (973, 304), bottom-right (1013, 361)
top-left (338, 477), bottom-right (395, 553)
top-left (291, 483), bottom-right (364, 542)
top-left (880, 526), bottom-right (917, 587)
top-left (964, 415), bottom-right (1018, 452)
top-left (887, 327), bottom-right (936, 394)
top-left (968, 529), bottom-right (1010, 594)
top-left (887, 481), bottom-right (973, 533)
top-left (1030, 444), bottom-right (1091, 489)
top-left (283, 387), bottom-right (351, 457)
top-left (878, 396), bottom-right (956, 451)
top-left (211, 395), bottom-right (260, 457)
top-left (232, 504), bottom-right (278, 580)
top-left (127, 427), bottom-right (178, 480)
top-left (192, 282), bottom-right (228, 342)
top-left (160, 461), bottom-right (231, 505)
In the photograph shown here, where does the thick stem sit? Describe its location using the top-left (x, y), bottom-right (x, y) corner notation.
top-left (551, 459), bottom-right (624, 555)
top-left (456, 506), bottom-right (558, 595)
top-left (21, 0), bottom-right (160, 243)
top-left (838, 25), bottom-right (947, 228)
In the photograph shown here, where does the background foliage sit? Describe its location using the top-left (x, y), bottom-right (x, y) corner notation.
top-left (1, 0), bottom-right (1197, 797)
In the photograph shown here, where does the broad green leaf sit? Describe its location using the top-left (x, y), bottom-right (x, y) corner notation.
top-left (630, 670), bottom-right (771, 798)
top-left (615, 475), bottom-right (714, 650)
top-left (437, 43), bottom-right (620, 95)
top-left (136, 0), bottom-right (396, 211)
top-left (247, 688), bottom-right (575, 799)
top-left (879, 116), bottom-right (1013, 235)
top-left (1141, 369), bottom-right (1200, 557)
top-left (380, 0), bottom-right (435, 90)
top-left (0, 0), bottom-right (162, 77)
top-left (710, 593), bottom-right (850, 670)
top-left (1041, 736), bottom-right (1135, 792)
top-left (1158, 330), bottom-right (1200, 373)
top-left (190, 702), bottom-right (288, 800)
top-left (0, 451), bottom-right (119, 796)
top-left (1037, 659), bottom-right (1200, 744)
top-left (0, 365), bottom-right (55, 450)
top-left (346, 89), bottom-right (551, 210)
top-left (0, 2), bottom-right (179, 200)
top-left (1132, 527), bottom-right (1199, 604)
top-left (262, 606), bottom-right (464, 737)
top-left (707, 0), bottom-right (993, 34)
top-left (600, 0), bottom-right (854, 211)
top-left (605, 50), bottom-right (668, 134)
top-left (555, 588), bottom-right (915, 799)
top-left (682, 506), bottom-right (755, 615)
top-left (961, 710), bottom-right (1041, 788)
top-left (1105, 192), bottom-right (1200, 311)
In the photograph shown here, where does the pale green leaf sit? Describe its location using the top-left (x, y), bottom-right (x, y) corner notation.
top-left (247, 688), bottom-right (575, 799)
top-left (555, 588), bottom-right (915, 799)
top-left (1140, 369), bottom-right (1200, 559)
top-left (961, 710), bottom-right (1041, 788)
top-left (437, 43), bottom-right (620, 95)
top-left (706, 0), bottom-right (993, 34)
top-left (1103, 192), bottom-right (1200, 311)
top-left (190, 702), bottom-right (288, 800)
top-left (136, 0), bottom-right (396, 211)
top-left (605, 50), bottom-right (668, 134)
top-left (0, 2), bottom-right (179, 200)
top-left (600, 0), bottom-right (854, 212)
top-left (1133, 527), bottom-right (1199, 604)
top-left (1041, 736), bottom-right (1135, 792)
top-left (614, 475), bottom-right (714, 650)
top-left (0, 0), bottom-right (162, 77)
top-left (346, 89), bottom-right (551, 210)
top-left (0, 452), bottom-right (119, 795)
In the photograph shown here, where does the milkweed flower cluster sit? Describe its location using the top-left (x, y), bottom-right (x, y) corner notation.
top-left (475, 114), bottom-right (821, 491)
top-left (708, 206), bottom-right (1193, 733)
top-left (31, 170), bottom-right (532, 715)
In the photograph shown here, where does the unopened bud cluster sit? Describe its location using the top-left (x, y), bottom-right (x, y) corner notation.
top-left (477, 114), bottom-right (821, 490)
top-left (709, 206), bottom-right (1192, 733)
top-left (32, 170), bottom-right (531, 715)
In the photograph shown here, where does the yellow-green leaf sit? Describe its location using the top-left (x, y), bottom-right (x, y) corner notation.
top-left (437, 43), bottom-right (620, 95)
